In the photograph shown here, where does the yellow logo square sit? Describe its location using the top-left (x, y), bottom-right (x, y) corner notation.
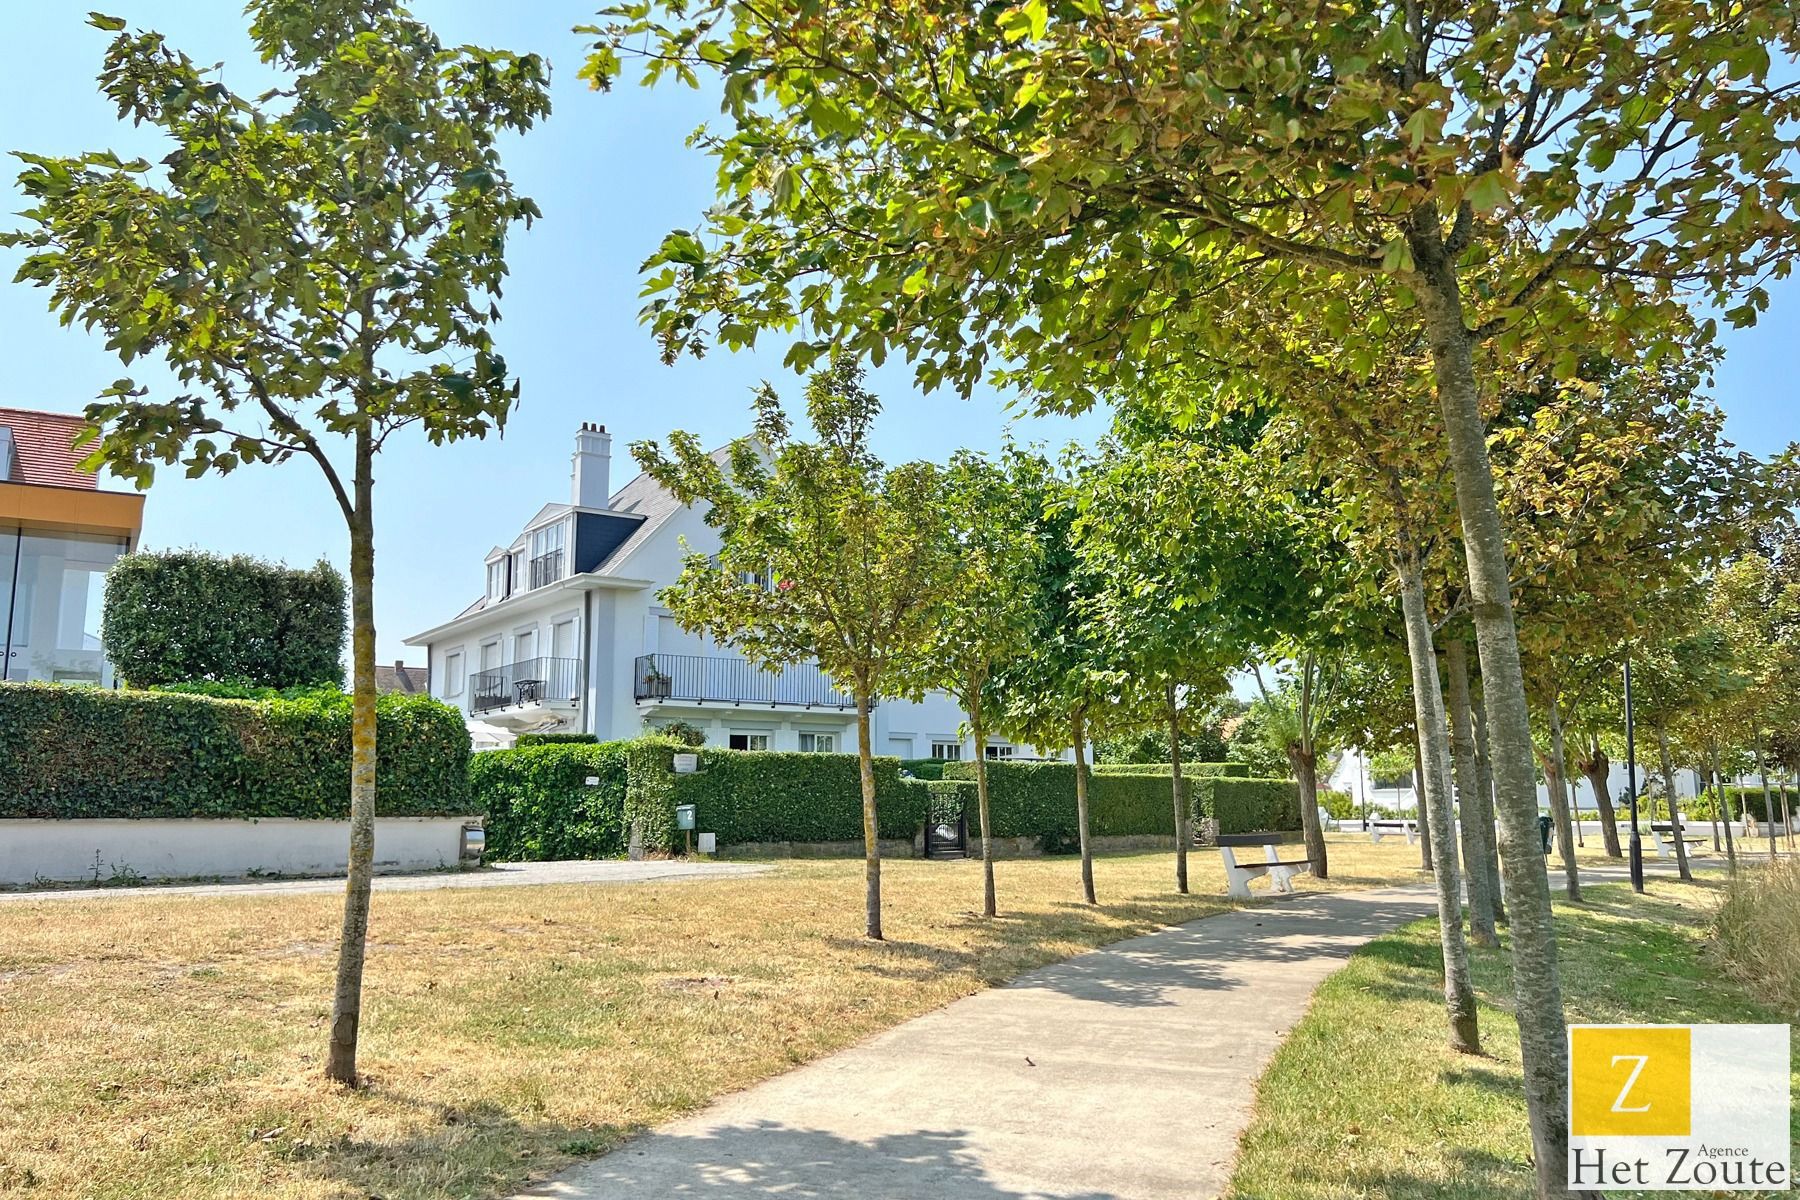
top-left (1570, 1026), bottom-right (1692, 1136)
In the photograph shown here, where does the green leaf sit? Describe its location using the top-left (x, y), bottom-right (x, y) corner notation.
top-left (87, 12), bottom-right (126, 31)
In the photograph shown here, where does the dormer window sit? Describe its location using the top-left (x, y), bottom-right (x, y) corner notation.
top-left (529, 521), bottom-right (566, 589)
top-left (486, 559), bottom-right (508, 602)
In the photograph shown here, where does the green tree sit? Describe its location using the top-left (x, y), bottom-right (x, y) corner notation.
top-left (586, 7), bottom-right (1800, 1183)
top-left (1076, 423), bottom-right (1302, 890)
top-left (632, 362), bottom-right (953, 939)
top-left (985, 448), bottom-right (1108, 904)
top-left (103, 551), bottom-right (345, 689)
top-left (4, 3), bottom-right (547, 1085)
top-left (920, 448), bottom-right (1043, 917)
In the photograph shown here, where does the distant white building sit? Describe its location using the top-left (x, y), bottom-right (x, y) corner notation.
top-left (406, 423), bottom-right (1070, 760)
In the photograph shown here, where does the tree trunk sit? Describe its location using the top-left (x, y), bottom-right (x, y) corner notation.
top-left (1470, 691), bottom-right (1507, 923)
top-left (1413, 238), bottom-right (1573, 1199)
top-left (1703, 753), bottom-right (1722, 853)
top-left (971, 689), bottom-right (996, 918)
top-left (1578, 743), bottom-right (1622, 858)
top-left (1072, 704), bottom-right (1096, 905)
top-left (1167, 681), bottom-right (1189, 894)
top-left (857, 689), bottom-right (882, 940)
top-left (1756, 729), bottom-right (1778, 862)
top-left (1654, 726), bottom-right (1693, 882)
top-left (1413, 730), bottom-right (1432, 871)
top-left (326, 446), bottom-right (378, 1087)
top-left (1289, 742), bottom-right (1329, 880)
top-left (1396, 546), bottom-right (1481, 1053)
top-left (1712, 742), bottom-right (1737, 874)
top-left (1444, 638), bottom-right (1498, 947)
top-left (1547, 703), bottom-right (1581, 902)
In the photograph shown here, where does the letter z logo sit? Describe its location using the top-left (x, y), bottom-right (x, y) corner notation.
top-left (1610, 1055), bottom-right (1652, 1114)
top-left (1570, 1027), bottom-right (1692, 1137)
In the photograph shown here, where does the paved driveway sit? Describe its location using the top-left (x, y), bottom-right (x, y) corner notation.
top-left (0, 859), bottom-right (767, 902)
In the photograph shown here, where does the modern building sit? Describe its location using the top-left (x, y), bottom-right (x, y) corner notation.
top-left (406, 423), bottom-right (1067, 759)
top-left (0, 407), bottom-right (145, 685)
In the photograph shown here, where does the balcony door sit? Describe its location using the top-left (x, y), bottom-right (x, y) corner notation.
top-left (513, 629), bottom-right (536, 666)
top-left (551, 618), bottom-right (575, 661)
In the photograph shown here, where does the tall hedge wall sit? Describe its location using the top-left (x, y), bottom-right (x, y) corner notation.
top-left (102, 550), bottom-right (346, 689)
top-left (648, 746), bottom-right (925, 848)
top-left (1191, 776), bottom-right (1304, 834)
top-left (469, 742), bottom-right (630, 860)
top-left (939, 760), bottom-right (1194, 850)
top-left (0, 682), bottom-right (470, 819)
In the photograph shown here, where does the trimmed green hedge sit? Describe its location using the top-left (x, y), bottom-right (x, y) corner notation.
top-left (940, 760), bottom-right (1191, 850)
top-left (1192, 776), bottom-right (1303, 834)
top-left (1714, 786), bottom-right (1799, 822)
top-left (0, 682), bottom-right (470, 819)
top-left (1091, 761), bottom-right (1248, 778)
top-left (515, 732), bottom-right (599, 747)
top-left (626, 744), bottom-right (926, 850)
top-left (469, 742), bottom-right (629, 860)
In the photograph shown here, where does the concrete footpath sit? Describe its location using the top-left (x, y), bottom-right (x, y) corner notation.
top-left (0, 859), bottom-right (766, 902)
top-left (519, 884), bottom-right (1437, 1200)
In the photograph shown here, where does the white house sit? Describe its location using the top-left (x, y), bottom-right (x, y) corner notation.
top-left (406, 423), bottom-right (1068, 760)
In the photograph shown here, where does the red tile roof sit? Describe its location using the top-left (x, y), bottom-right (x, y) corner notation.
top-left (0, 407), bottom-right (98, 490)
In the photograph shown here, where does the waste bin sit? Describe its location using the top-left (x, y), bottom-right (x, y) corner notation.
top-left (1538, 814), bottom-right (1553, 854)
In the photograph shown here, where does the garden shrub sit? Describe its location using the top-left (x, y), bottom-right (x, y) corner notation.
top-left (0, 682), bottom-right (469, 819)
top-left (102, 550), bottom-right (345, 689)
top-left (1317, 788), bottom-right (1356, 820)
top-left (470, 742), bottom-right (629, 860)
top-left (1711, 857), bottom-right (1800, 1014)
top-left (514, 732), bottom-right (599, 747)
top-left (1717, 785), bottom-right (1798, 822)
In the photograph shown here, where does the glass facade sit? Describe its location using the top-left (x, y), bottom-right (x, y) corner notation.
top-left (0, 527), bottom-right (130, 685)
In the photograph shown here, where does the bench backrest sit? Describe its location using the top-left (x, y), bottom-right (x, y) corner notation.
top-left (1217, 830), bottom-right (1305, 848)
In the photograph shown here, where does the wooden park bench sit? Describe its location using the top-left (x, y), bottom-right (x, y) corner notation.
top-left (1218, 832), bottom-right (1315, 899)
top-left (1367, 818), bottom-right (1417, 846)
top-left (1649, 821), bottom-right (1706, 860)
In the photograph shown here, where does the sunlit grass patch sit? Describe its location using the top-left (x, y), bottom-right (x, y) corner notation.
top-left (1227, 878), bottom-right (1799, 1199)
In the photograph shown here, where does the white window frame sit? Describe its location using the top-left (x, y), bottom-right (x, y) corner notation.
top-left (985, 743), bottom-right (1015, 760)
top-left (729, 732), bottom-right (770, 752)
top-left (931, 740), bottom-right (963, 761)
top-left (444, 648), bottom-right (465, 697)
top-left (479, 638), bottom-right (502, 673)
top-left (486, 559), bottom-right (508, 601)
top-left (799, 732), bottom-right (837, 754)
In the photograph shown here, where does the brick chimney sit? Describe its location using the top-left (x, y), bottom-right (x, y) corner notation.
top-left (572, 422), bottom-right (612, 508)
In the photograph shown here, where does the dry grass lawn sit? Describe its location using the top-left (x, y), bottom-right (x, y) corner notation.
top-left (0, 839), bottom-right (1424, 1200)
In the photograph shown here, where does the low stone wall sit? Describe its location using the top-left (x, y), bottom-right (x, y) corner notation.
top-left (0, 817), bottom-right (477, 886)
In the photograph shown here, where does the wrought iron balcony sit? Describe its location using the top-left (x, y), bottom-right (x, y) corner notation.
top-left (469, 656), bottom-right (584, 715)
top-left (634, 652), bottom-right (860, 709)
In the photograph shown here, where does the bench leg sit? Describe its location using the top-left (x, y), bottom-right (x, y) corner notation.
top-left (1368, 829), bottom-right (1381, 845)
top-left (1406, 827), bottom-right (1417, 846)
top-left (1220, 848), bottom-right (1255, 900)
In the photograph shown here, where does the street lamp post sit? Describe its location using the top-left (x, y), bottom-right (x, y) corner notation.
top-left (1624, 657), bottom-right (1645, 894)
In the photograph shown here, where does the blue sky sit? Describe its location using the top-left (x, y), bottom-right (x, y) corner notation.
top-left (1, 4), bottom-right (1793, 663)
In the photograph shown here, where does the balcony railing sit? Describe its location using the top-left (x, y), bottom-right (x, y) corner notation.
top-left (528, 550), bottom-right (563, 591)
top-left (634, 652), bottom-right (860, 709)
top-left (470, 656), bottom-right (584, 715)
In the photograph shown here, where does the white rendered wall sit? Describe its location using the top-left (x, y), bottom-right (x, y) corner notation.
top-left (0, 817), bottom-right (473, 885)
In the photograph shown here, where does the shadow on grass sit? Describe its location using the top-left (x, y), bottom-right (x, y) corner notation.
top-left (295, 1092), bottom-right (633, 1200)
